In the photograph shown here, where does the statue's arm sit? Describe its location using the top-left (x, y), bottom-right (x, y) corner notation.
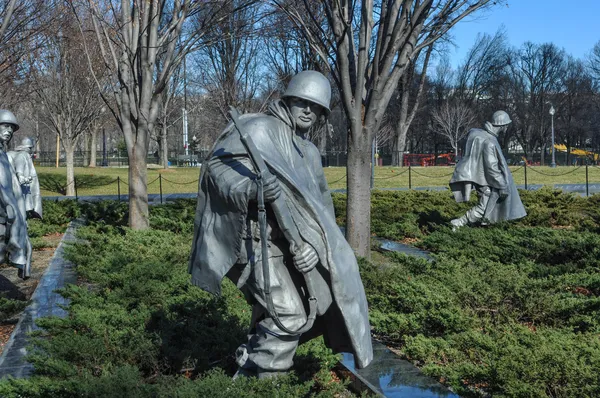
top-left (205, 155), bottom-right (256, 212)
top-left (482, 142), bottom-right (508, 190)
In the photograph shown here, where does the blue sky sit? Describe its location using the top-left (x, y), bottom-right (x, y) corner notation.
top-left (446, 0), bottom-right (600, 67)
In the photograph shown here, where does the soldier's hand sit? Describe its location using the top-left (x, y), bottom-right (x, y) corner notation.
top-left (18, 175), bottom-right (31, 185)
top-left (293, 244), bottom-right (318, 273)
top-left (262, 174), bottom-right (281, 202)
top-left (249, 174), bottom-right (281, 203)
top-left (499, 189), bottom-right (509, 200)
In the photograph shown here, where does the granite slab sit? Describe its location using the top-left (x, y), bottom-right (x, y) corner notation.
top-left (0, 220), bottom-right (81, 379)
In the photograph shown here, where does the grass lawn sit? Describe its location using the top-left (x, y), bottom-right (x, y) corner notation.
top-left (38, 165), bottom-right (600, 196)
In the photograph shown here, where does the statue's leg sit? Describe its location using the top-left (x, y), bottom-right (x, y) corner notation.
top-left (235, 251), bottom-right (308, 378)
top-left (451, 186), bottom-right (491, 231)
top-left (466, 186), bottom-right (491, 224)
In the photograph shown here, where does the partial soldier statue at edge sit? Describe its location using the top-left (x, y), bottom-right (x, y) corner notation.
top-left (449, 110), bottom-right (527, 231)
top-left (189, 71), bottom-right (373, 378)
top-left (0, 110), bottom-right (32, 278)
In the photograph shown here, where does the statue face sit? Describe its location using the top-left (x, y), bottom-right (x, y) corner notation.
top-left (0, 123), bottom-right (13, 143)
top-left (287, 97), bottom-right (323, 132)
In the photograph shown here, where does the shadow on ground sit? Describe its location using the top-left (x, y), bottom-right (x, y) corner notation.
top-left (38, 173), bottom-right (117, 195)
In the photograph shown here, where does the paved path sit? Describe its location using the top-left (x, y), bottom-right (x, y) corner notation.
top-left (0, 220), bottom-right (81, 378)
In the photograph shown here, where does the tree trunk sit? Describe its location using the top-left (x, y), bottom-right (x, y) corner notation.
top-left (65, 143), bottom-right (75, 196)
top-left (345, 127), bottom-right (372, 258)
top-left (126, 117), bottom-right (150, 230)
top-left (393, 125), bottom-right (408, 166)
top-left (161, 123), bottom-right (169, 169)
top-left (83, 135), bottom-right (89, 166)
top-left (89, 126), bottom-right (97, 167)
top-left (540, 143), bottom-right (546, 166)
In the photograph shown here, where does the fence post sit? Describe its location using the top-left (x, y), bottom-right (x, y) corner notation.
top-left (74, 176), bottom-right (78, 201)
top-left (524, 162), bottom-right (528, 190)
top-left (586, 162), bottom-right (589, 197)
top-left (159, 174), bottom-right (163, 204)
top-left (117, 176), bottom-right (121, 202)
top-left (408, 165), bottom-right (412, 190)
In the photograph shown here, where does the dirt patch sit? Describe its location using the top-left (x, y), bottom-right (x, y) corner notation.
top-left (0, 233), bottom-right (64, 355)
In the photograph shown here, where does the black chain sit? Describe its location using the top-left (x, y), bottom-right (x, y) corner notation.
top-left (146, 176), bottom-right (160, 185)
top-left (527, 166), bottom-right (582, 176)
top-left (159, 177), bottom-right (199, 185)
top-left (374, 168), bottom-right (410, 180)
top-left (410, 168), bottom-right (455, 178)
top-left (329, 174), bottom-right (347, 184)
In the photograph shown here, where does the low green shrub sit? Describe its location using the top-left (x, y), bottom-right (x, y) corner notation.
top-left (334, 188), bottom-right (600, 240)
top-left (359, 222), bottom-right (600, 396)
top-left (0, 215), bottom-right (348, 396)
top-left (0, 297), bottom-right (28, 322)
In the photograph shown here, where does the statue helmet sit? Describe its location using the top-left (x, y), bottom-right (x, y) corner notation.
top-left (282, 71), bottom-right (331, 114)
top-left (0, 109), bottom-right (19, 131)
top-left (21, 137), bottom-right (34, 148)
top-left (491, 110), bottom-right (512, 126)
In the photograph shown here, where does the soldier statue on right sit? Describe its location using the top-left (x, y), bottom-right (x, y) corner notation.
top-left (449, 110), bottom-right (527, 231)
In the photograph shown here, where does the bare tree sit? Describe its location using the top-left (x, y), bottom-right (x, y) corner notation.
top-left (277, 0), bottom-right (502, 256)
top-left (0, 1), bottom-right (58, 107)
top-left (198, 0), bottom-right (266, 116)
top-left (72, 0), bottom-right (239, 229)
top-left (455, 28), bottom-right (508, 104)
top-left (555, 57), bottom-right (595, 164)
top-left (507, 42), bottom-right (565, 164)
top-left (29, 9), bottom-right (104, 195)
top-left (588, 41), bottom-right (600, 114)
top-left (431, 100), bottom-right (476, 158)
top-left (589, 41), bottom-right (600, 83)
top-left (390, 44), bottom-right (434, 166)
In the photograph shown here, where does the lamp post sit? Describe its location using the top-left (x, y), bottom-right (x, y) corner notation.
top-left (549, 105), bottom-right (556, 168)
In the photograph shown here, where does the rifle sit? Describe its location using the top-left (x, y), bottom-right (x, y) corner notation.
top-left (228, 107), bottom-right (333, 336)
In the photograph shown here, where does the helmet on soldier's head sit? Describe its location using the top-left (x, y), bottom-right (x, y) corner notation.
top-left (282, 71), bottom-right (331, 114)
top-left (21, 137), bottom-right (34, 148)
top-left (491, 110), bottom-right (511, 126)
top-left (0, 110), bottom-right (19, 131)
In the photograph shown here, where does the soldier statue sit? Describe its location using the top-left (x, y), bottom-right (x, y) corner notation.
top-left (0, 110), bottom-right (32, 278)
top-left (189, 71), bottom-right (373, 378)
top-left (8, 137), bottom-right (43, 219)
top-left (449, 110), bottom-right (526, 230)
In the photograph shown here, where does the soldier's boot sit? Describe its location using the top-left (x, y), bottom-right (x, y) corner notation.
top-left (257, 368), bottom-right (288, 379)
top-left (233, 367), bottom-right (256, 379)
top-left (450, 215), bottom-right (469, 232)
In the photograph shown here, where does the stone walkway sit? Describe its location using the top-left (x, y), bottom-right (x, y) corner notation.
top-left (0, 220), bottom-right (81, 378)
top-left (340, 341), bottom-right (458, 397)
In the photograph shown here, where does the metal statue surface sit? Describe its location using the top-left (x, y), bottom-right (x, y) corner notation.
top-left (8, 137), bottom-right (43, 219)
top-left (449, 110), bottom-right (527, 230)
top-left (0, 110), bottom-right (32, 278)
top-left (189, 71), bottom-right (373, 378)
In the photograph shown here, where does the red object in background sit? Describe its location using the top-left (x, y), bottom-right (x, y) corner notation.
top-left (403, 153), bottom-right (455, 167)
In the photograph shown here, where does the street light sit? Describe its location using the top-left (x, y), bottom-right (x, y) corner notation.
top-left (549, 105), bottom-right (556, 168)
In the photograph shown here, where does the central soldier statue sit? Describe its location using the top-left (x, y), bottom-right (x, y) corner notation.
top-left (189, 71), bottom-right (373, 378)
